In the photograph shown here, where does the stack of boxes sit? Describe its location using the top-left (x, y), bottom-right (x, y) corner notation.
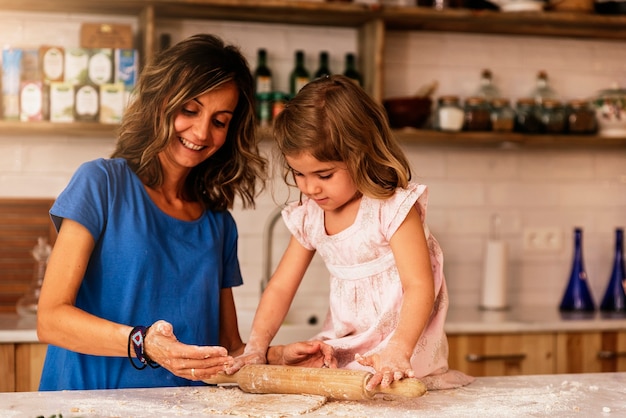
top-left (1, 23), bottom-right (138, 124)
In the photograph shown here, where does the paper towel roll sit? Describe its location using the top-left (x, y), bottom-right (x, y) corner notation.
top-left (480, 239), bottom-right (509, 310)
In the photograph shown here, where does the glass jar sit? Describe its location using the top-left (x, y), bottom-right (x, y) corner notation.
top-left (515, 98), bottom-right (543, 133)
top-left (490, 98), bottom-right (515, 132)
top-left (437, 95), bottom-right (464, 132)
top-left (540, 99), bottom-right (566, 134)
top-left (566, 100), bottom-right (597, 134)
top-left (463, 96), bottom-right (491, 131)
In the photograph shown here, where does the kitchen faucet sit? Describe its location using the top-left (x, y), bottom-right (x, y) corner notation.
top-left (260, 206), bottom-right (285, 294)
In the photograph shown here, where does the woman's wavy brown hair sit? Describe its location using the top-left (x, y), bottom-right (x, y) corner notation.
top-left (273, 74), bottom-right (410, 199)
top-left (111, 33), bottom-right (266, 211)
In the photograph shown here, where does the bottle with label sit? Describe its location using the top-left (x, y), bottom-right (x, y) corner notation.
top-left (559, 227), bottom-right (596, 315)
top-left (600, 228), bottom-right (626, 316)
top-left (475, 69), bottom-right (500, 101)
top-left (530, 70), bottom-right (558, 105)
top-left (254, 48), bottom-right (272, 95)
top-left (290, 50), bottom-right (310, 96)
top-left (343, 53), bottom-right (362, 86)
top-left (16, 237), bottom-right (51, 317)
top-left (314, 51), bottom-right (331, 79)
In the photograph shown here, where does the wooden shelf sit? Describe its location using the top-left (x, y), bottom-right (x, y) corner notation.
top-left (393, 129), bottom-right (626, 148)
top-left (1, 121), bottom-right (118, 138)
top-left (252, 126), bottom-right (626, 148)
top-left (2, 1), bottom-right (626, 40)
top-left (382, 7), bottom-right (626, 40)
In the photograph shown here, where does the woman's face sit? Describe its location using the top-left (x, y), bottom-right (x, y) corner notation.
top-left (165, 81), bottom-right (239, 170)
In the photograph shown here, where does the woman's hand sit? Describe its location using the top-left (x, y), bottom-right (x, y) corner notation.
top-left (355, 342), bottom-right (414, 390)
top-left (144, 320), bottom-right (234, 381)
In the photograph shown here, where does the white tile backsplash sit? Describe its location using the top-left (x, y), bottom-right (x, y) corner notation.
top-left (1, 11), bottom-right (625, 319)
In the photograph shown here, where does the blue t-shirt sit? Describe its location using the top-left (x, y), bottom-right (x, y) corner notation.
top-left (39, 158), bottom-right (243, 390)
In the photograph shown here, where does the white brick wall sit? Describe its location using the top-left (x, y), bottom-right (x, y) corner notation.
top-left (1, 11), bottom-right (625, 321)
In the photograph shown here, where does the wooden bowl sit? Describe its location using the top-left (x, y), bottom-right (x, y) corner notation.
top-left (383, 96), bottom-right (432, 129)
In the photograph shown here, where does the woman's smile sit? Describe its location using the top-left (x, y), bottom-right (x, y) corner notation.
top-left (178, 137), bottom-right (206, 151)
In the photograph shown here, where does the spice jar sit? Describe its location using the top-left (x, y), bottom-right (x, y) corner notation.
top-left (540, 99), bottom-right (566, 134)
top-left (437, 95), bottom-right (464, 132)
top-left (490, 98), bottom-right (515, 132)
top-left (566, 100), bottom-right (597, 134)
top-left (463, 96), bottom-right (491, 131)
top-left (515, 98), bottom-right (542, 133)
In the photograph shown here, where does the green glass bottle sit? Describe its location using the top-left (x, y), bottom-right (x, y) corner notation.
top-left (290, 50), bottom-right (310, 96)
top-left (343, 53), bottom-right (362, 86)
top-left (254, 48), bottom-right (272, 95)
top-left (314, 51), bottom-right (331, 79)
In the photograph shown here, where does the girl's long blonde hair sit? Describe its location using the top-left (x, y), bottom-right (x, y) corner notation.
top-left (112, 33), bottom-right (266, 211)
top-left (273, 75), bottom-right (410, 199)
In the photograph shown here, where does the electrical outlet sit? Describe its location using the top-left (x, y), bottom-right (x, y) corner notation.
top-left (523, 227), bottom-right (563, 252)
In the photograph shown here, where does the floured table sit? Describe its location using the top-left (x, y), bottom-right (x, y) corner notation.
top-left (1, 372), bottom-right (625, 417)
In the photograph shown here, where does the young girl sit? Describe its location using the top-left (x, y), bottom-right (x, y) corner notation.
top-left (235, 75), bottom-right (473, 390)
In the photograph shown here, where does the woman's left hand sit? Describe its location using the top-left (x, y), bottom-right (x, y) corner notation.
top-left (355, 343), bottom-right (414, 390)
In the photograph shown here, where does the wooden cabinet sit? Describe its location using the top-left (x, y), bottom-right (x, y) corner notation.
top-left (0, 343), bottom-right (47, 392)
top-left (556, 331), bottom-right (626, 374)
top-left (449, 330), bottom-right (626, 377)
top-left (0, 1), bottom-right (625, 148)
top-left (448, 333), bottom-right (555, 377)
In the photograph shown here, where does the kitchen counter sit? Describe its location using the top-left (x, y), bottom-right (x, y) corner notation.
top-left (1, 372), bottom-right (625, 417)
top-left (2, 306), bottom-right (626, 343)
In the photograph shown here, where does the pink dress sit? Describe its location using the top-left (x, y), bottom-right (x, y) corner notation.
top-left (282, 182), bottom-right (474, 390)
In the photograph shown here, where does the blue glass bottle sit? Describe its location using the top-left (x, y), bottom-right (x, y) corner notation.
top-left (559, 228), bottom-right (595, 314)
top-left (600, 228), bottom-right (626, 316)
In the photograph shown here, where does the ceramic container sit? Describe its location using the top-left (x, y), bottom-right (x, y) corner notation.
top-left (594, 85), bottom-right (626, 137)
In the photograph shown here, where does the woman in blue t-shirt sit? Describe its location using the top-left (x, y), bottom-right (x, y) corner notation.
top-left (36, 33), bottom-right (335, 391)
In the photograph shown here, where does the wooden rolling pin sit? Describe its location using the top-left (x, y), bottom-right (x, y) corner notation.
top-left (203, 364), bottom-right (427, 400)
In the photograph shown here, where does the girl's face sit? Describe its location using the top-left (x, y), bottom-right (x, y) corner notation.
top-left (164, 81), bottom-right (239, 170)
top-left (286, 152), bottom-right (359, 214)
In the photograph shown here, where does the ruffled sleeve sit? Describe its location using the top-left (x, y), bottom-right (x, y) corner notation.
top-left (281, 199), bottom-right (320, 250)
top-left (380, 182), bottom-right (429, 242)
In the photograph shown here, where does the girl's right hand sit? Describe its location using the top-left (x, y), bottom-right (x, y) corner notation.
top-left (145, 320), bottom-right (234, 381)
top-left (225, 343), bottom-right (268, 374)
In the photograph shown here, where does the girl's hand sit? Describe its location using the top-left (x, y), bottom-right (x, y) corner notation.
top-left (224, 340), bottom-right (269, 375)
top-left (355, 344), bottom-right (415, 390)
top-left (226, 340), bottom-right (336, 375)
top-left (144, 320), bottom-right (234, 381)
top-left (277, 340), bottom-right (336, 368)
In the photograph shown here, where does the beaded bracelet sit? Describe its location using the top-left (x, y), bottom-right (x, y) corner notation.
top-left (128, 325), bottom-right (160, 370)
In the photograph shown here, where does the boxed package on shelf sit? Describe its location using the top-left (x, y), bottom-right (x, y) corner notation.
top-left (80, 23), bottom-right (133, 50)
top-left (87, 48), bottom-right (114, 86)
top-left (40, 46), bottom-right (64, 83)
top-left (65, 48), bottom-right (89, 85)
top-left (49, 82), bottom-right (75, 123)
top-left (99, 83), bottom-right (125, 124)
top-left (73, 84), bottom-right (99, 122)
top-left (19, 81), bottom-right (44, 122)
top-left (2, 48), bottom-right (22, 120)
